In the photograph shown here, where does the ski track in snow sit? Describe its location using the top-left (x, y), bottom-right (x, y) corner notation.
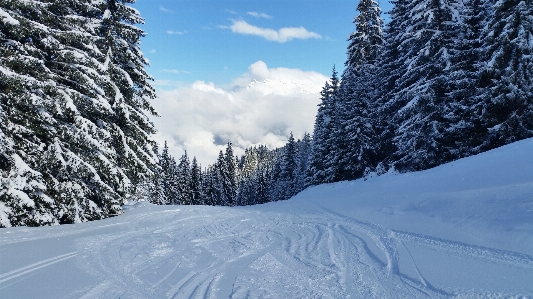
top-left (0, 251), bottom-right (79, 284)
top-left (1, 204), bottom-right (530, 298)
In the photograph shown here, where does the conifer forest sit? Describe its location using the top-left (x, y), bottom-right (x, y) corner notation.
top-left (1, 0), bottom-right (532, 227)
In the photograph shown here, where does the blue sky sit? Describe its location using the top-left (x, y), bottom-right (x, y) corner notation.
top-left (133, 0), bottom-right (393, 88)
top-left (130, 0), bottom-right (394, 165)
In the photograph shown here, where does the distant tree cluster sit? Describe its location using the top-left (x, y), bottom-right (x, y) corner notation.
top-left (145, 135), bottom-right (311, 207)
top-left (1, 0), bottom-right (157, 227)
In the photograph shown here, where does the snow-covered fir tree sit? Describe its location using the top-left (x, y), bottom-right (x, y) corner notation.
top-left (202, 165), bottom-right (218, 206)
top-left (147, 143), bottom-right (167, 205)
top-left (345, 0), bottom-right (384, 69)
top-left (224, 143), bottom-right (237, 206)
top-left (255, 167), bottom-right (270, 204)
top-left (272, 133), bottom-right (298, 201)
top-left (209, 151), bottom-right (224, 205)
top-left (445, 0), bottom-right (491, 157)
top-left (476, 0), bottom-right (533, 150)
top-left (234, 145), bottom-right (274, 206)
top-left (190, 157), bottom-right (203, 205)
top-left (176, 152), bottom-right (192, 205)
top-left (334, 0), bottom-right (384, 181)
top-left (0, 0), bottom-right (157, 227)
top-left (383, 0), bottom-right (464, 171)
top-left (295, 133), bottom-right (311, 192)
top-left (307, 67), bottom-right (340, 186)
top-left (159, 142), bottom-right (176, 205)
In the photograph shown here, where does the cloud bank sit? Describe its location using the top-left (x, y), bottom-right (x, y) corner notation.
top-left (222, 20), bottom-right (321, 43)
top-left (149, 61), bottom-right (328, 166)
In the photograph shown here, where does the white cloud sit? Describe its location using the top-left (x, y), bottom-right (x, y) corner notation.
top-left (149, 49), bottom-right (156, 54)
top-left (167, 30), bottom-right (186, 35)
top-left (149, 61), bottom-right (328, 166)
top-left (152, 80), bottom-right (185, 88)
top-left (247, 11), bottom-right (273, 19)
top-left (163, 69), bottom-right (191, 74)
top-left (223, 20), bottom-right (321, 43)
top-left (226, 9), bottom-right (237, 15)
top-left (159, 6), bottom-right (173, 13)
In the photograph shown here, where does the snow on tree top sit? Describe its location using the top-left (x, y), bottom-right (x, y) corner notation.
top-left (0, 8), bottom-right (19, 26)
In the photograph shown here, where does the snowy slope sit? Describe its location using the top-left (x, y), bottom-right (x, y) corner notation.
top-left (1, 139), bottom-right (532, 298)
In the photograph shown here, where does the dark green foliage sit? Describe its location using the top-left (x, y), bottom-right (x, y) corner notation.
top-left (476, 0), bottom-right (533, 151)
top-left (307, 67), bottom-right (340, 186)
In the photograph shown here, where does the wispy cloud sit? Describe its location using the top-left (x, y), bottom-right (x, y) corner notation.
top-left (222, 20), bottom-right (321, 43)
top-left (226, 9), bottom-right (237, 15)
top-left (149, 49), bottom-right (156, 54)
top-left (247, 11), bottom-right (272, 19)
top-left (153, 80), bottom-right (185, 88)
top-left (167, 30), bottom-right (186, 35)
top-left (159, 6), bottom-right (173, 13)
top-left (163, 69), bottom-right (191, 74)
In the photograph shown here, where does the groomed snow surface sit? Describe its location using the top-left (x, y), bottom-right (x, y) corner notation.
top-left (1, 139), bottom-right (532, 299)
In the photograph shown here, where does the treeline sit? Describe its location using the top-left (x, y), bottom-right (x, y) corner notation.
top-left (143, 135), bottom-right (310, 206)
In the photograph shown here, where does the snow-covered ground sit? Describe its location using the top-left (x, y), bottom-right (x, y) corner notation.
top-left (1, 139), bottom-right (532, 299)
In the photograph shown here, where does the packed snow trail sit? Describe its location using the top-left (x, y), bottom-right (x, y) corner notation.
top-left (1, 139), bottom-right (533, 298)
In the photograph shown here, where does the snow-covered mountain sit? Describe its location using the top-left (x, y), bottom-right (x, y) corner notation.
top-left (1, 139), bottom-right (532, 298)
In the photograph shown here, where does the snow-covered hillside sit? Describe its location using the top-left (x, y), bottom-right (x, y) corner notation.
top-left (1, 139), bottom-right (532, 298)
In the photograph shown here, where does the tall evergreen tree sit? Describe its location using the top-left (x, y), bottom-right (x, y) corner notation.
top-left (215, 150), bottom-right (228, 206)
top-left (256, 168), bottom-right (270, 204)
top-left (346, 0), bottom-right (384, 70)
top-left (376, 0), bottom-right (413, 167)
top-left (383, 0), bottom-right (463, 171)
top-left (273, 133), bottom-right (298, 201)
top-left (97, 0), bottom-right (158, 197)
top-left (307, 67), bottom-right (339, 186)
top-left (176, 151), bottom-right (192, 205)
top-left (445, 0), bottom-right (490, 157)
top-left (295, 133), bottom-right (311, 192)
top-left (190, 157), bottom-right (202, 205)
top-left (165, 156), bottom-right (177, 204)
top-left (334, 0), bottom-right (384, 181)
top-left (202, 165), bottom-right (218, 206)
top-left (158, 142), bottom-right (180, 205)
top-left (224, 142), bottom-right (237, 206)
top-left (1, 0), bottom-right (158, 226)
top-left (148, 143), bottom-right (166, 205)
top-left (477, 0), bottom-right (533, 150)
top-left (1, 1), bottom-right (73, 226)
